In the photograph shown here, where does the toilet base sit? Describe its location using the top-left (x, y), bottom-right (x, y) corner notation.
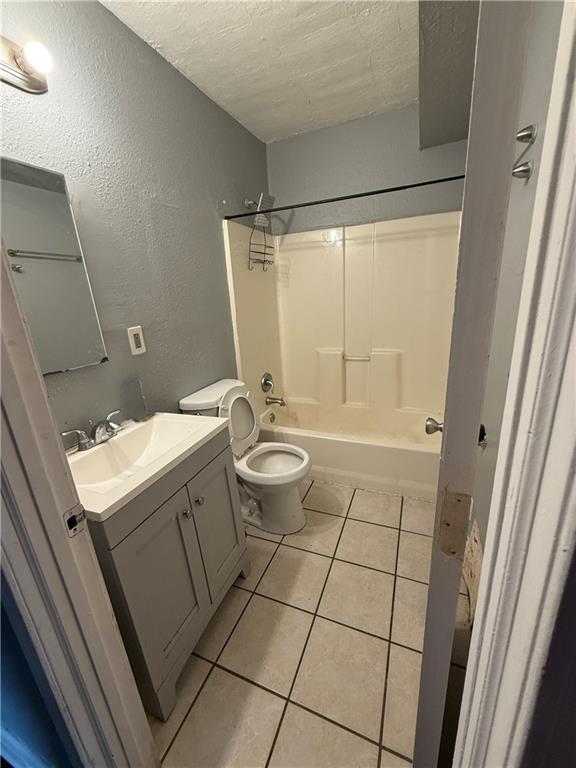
top-left (243, 483), bottom-right (306, 535)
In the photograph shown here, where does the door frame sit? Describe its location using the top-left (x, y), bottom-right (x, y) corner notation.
top-left (415, 3), bottom-right (534, 763)
top-left (1, 251), bottom-right (158, 767)
top-left (455, 5), bottom-right (576, 764)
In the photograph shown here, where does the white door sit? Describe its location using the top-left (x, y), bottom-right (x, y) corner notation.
top-left (469, 0), bottom-right (564, 587)
top-left (413, 3), bottom-right (540, 765)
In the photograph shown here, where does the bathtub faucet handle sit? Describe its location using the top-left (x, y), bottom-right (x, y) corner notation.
top-left (425, 417), bottom-right (444, 435)
top-left (261, 372), bottom-right (274, 393)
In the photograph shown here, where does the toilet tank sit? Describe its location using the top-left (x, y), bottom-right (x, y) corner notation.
top-left (179, 379), bottom-right (244, 416)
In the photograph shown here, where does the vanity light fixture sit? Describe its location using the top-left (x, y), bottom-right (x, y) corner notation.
top-left (0, 35), bottom-right (52, 93)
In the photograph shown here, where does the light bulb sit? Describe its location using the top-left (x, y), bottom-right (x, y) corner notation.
top-left (20, 41), bottom-right (53, 74)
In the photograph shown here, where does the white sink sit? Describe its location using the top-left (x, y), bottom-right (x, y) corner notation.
top-left (68, 413), bottom-right (228, 521)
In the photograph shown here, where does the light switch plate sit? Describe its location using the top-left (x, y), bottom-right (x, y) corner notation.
top-left (127, 325), bottom-right (146, 355)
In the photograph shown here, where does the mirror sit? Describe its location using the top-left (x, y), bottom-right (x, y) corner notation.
top-left (1, 158), bottom-right (107, 374)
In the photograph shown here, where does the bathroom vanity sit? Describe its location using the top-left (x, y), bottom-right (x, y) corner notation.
top-left (70, 414), bottom-right (249, 720)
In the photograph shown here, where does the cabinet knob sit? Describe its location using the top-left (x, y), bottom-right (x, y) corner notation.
top-left (182, 509), bottom-right (192, 519)
top-left (194, 496), bottom-right (205, 506)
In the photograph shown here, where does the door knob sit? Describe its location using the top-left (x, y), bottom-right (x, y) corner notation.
top-left (182, 509), bottom-right (192, 519)
top-left (425, 417), bottom-right (444, 435)
top-left (194, 496), bottom-right (205, 506)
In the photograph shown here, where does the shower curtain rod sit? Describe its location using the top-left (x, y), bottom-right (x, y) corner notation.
top-left (224, 173), bottom-right (465, 220)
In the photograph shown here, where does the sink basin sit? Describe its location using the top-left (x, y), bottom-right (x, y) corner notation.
top-left (68, 413), bottom-right (228, 520)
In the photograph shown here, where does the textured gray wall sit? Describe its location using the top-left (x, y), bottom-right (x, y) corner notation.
top-left (1, 1), bottom-right (267, 434)
top-left (419, 1), bottom-right (479, 149)
top-left (266, 104), bottom-right (467, 234)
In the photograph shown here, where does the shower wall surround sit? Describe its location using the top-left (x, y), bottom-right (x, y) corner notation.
top-left (224, 212), bottom-right (459, 443)
top-left (1, 1), bottom-right (267, 432)
top-left (223, 221), bottom-right (284, 416)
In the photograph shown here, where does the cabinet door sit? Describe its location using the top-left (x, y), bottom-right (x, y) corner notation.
top-left (112, 487), bottom-right (210, 686)
top-left (187, 449), bottom-right (245, 601)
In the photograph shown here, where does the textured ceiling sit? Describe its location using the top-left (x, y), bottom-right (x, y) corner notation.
top-left (104, 1), bottom-right (418, 142)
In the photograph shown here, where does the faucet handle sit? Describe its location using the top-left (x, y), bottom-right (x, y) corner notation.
top-left (61, 429), bottom-right (93, 451)
top-left (105, 410), bottom-right (122, 432)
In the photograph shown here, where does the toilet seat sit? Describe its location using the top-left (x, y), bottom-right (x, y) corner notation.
top-left (219, 385), bottom-right (259, 458)
top-left (219, 386), bottom-right (310, 486)
top-left (182, 378), bottom-right (310, 534)
top-left (235, 442), bottom-right (311, 487)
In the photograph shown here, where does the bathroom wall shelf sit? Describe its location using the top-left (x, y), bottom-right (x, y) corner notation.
top-left (248, 225), bottom-right (274, 271)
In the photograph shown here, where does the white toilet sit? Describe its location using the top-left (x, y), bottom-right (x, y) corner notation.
top-left (179, 379), bottom-right (311, 534)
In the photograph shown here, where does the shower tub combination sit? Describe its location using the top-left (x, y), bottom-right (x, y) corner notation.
top-left (259, 407), bottom-right (440, 498)
top-left (223, 211), bottom-right (460, 499)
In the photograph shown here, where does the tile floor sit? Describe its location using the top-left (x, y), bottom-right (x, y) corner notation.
top-left (151, 480), bottom-right (469, 768)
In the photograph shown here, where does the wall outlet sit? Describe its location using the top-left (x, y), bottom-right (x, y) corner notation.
top-left (127, 325), bottom-right (146, 355)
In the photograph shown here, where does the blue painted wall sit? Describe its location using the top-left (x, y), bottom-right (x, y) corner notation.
top-left (1, 607), bottom-right (76, 768)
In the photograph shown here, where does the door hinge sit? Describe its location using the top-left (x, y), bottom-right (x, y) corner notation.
top-left (64, 507), bottom-right (86, 537)
top-left (439, 491), bottom-right (471, 560)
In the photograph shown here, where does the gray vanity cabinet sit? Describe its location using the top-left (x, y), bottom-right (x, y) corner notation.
top-left (88, 433), bottom-right (250, 722)
top-left (187, 449), bottom-right (245, 601)
top-left (111, 487), bottom-right (211, 688)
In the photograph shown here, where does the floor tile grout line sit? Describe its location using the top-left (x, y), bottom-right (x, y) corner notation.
top-left (236, 547), bottom-right (430, 594)
top-left (161, 538), bottom-right (283, 762)
top-left (262, 612), bottom-right (317, 766)
top-left (246, 531), bottom-right (283, 545)
top-left (278, 537), bottom-right (343, 561)
top-left (232, 584), bottom-right (426, 655)
top-left (214, 539), bottom-right (283, 665)
top-left (212, 662), bottom-right (288, 701)
top-left (248, 532), bottom-right (440, 586)
top-left (377, 495), bottom-right (404, 768)
top-left (254, 590), bottom-right (316, 616)
top-left (246, 532), bottom-right (283, 544)
top-left (162, 486), bottom-right (420, 765)
top-left (347, 513), bottom-right (434, 539)
top-left (160, 659), bottom-right (216, 763)
top-left (301, 478), bottom-right (314, 504)
top-left (160, 663), bottom-right (413, 767)
top-left (165, 504), bottom-right (428, 762)
top-left (304, 501), bottom-right (433, 535)
top-left (289, 701), bottom-right (384, 750)
top-left (193, 659), bottom-right (417, 759)
top-left (264, 487), bottom-right (358, 768)
top-left (303, 504), bottom-right (352, 519)
top-left (381, 744), bottom-right (414, 763)
top-left (278, 539), bottom-right (434, 588)
top-left (334, 556), bottom-right (429, 587)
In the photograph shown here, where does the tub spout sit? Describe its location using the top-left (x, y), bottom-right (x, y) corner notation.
top-left (265, 396), bottom-right (286, 407)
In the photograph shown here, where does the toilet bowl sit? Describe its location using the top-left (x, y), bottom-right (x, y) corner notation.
top-left (179, 380), bottom-right (310, 534)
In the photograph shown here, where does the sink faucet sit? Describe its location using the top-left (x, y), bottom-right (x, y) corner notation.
top-left (61, 429), bottom-right (94, 452)
top-left (61, 410), bottom-right (123, 452)
top-left (265, 396), bottom-right (286, 407)
top-left (91, 410), bottom-right (123, 445)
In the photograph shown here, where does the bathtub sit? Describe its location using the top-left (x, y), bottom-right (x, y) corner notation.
top-left (259, 409), bottom-right (439, 499)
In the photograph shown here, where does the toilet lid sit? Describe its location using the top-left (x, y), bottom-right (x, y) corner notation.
top-left (219, 386), bottom-right (259, 457)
